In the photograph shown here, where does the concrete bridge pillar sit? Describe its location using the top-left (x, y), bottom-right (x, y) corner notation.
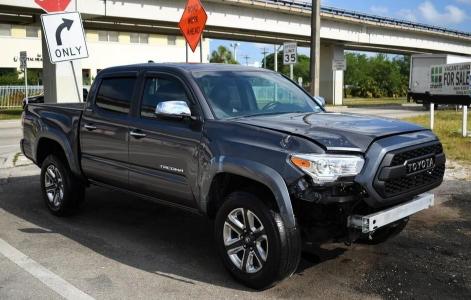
top-left (319, 44), bottom-right (344, 105)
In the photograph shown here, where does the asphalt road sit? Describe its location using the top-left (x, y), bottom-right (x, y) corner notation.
top-left (0, 120), bottom-right (21, 155)
top-left (328, 105), bottom-right (428, 119)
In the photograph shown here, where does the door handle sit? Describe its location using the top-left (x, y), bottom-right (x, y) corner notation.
top-left (84, 124), bottom-right (97, 131)
top-left (130, 129), bottom-right (146, 139)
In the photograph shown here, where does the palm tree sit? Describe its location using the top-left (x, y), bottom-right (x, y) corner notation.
top-left (210, 46), bottom-right (238, 64)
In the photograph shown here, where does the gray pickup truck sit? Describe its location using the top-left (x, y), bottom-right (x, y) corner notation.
top-left (21, 64), bottom-right (445, 289)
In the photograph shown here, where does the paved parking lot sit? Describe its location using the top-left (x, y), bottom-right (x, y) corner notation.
top-left (0, 163), bottom-right (470, 299)
top-left (0, 108), bottom-right (469, 299)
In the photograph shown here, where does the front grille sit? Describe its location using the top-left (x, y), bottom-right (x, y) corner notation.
top-left (374, 142), bottom-right (445, 198)
top-left (390, 143), bottom-right (443, 166)
top-left (384, 164), bottom-right (445, 196)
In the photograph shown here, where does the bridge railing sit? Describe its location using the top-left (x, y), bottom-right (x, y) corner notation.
top-left (257, 0), bottom-right (471, 38)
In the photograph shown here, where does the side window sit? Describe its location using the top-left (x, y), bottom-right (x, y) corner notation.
top-left (140, 77), bottom-right (189, 119)
top-left (250, 77), bottom-right (306, 109)
top-left (198, 77), bottom-right (243, 118)
top-left (95, 77), bottom-right (136, 114)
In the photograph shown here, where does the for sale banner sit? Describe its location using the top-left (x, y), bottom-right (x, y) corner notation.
top-left (430, 62), bottom-right (471, 96)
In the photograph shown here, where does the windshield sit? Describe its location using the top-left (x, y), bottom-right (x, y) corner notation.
top-left (192, 71), bottom-right (323, 119)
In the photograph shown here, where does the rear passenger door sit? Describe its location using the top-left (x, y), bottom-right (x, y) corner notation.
top-left (128, 73), bottom-right (202, 208)
top-left (80, 72), bottom-right (138, 187)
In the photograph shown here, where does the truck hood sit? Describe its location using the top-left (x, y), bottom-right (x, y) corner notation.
top-left (234, 112), bottom-right (426, 152)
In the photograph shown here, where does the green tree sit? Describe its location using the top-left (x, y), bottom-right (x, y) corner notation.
top-left (210, 46), bottom-right (238, 64)
top-left (264, 52), bottom-right (311, 84)
top-left (344, 52), bottom-right (410, 98)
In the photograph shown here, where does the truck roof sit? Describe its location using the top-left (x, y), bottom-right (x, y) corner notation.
top-left (99, 63), bottom-right (272, 75)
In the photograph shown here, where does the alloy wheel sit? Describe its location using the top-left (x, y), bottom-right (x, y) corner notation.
top-left (223, 207), bottom-right (268, 274)
top-left (44, 164), bottom-right (64, 208)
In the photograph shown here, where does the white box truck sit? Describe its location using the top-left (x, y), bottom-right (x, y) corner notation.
top-left (408, 54), bottom-right (471, 107)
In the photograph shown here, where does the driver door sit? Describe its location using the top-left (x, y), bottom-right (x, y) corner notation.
top-left (128, 73), bottom-right (202, 208)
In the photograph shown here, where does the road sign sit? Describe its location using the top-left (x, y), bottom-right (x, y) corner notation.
top-left (283, 42), bottom-right (297, 65)
top-left (332, 59), bottom-right (347, 71)
top-left (40, 12), bottom-right (89, 64)
top-left (35, 0), bottom-right (71, 13)
top-left (179, 0), bottom-right (208, 52)
top-left (20, 51), bottom-right (27, 69)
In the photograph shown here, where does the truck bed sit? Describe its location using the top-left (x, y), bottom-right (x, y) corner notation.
top-left (22, 102), bottom-right (85, 177)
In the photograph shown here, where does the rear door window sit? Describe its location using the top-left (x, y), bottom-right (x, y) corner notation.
top-left (95, 77), bottom-right (136, 114)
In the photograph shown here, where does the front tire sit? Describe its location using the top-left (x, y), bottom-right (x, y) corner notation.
top-left (214, 191), bottom-right (301, 290)
top-left (40, 154), bottom-right (84, 216)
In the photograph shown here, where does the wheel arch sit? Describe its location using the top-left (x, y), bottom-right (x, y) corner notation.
top-left (200, 157), bottom-right (296, 229)
top-left (34, 133), bottom-right (81, 178)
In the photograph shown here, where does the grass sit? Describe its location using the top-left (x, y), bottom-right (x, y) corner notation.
top-left (403, 110), bottom-right (471, 163)
top-left (0, 109), bottom-right (23, 120)
top-left (343, 97), bottom-right (408, 107)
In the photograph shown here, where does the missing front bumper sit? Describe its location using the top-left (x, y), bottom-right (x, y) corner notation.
top-left (348, 193), bottom-right (434, 233)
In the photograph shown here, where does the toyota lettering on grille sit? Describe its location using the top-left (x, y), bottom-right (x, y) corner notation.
top-left (405, 156), bottom-right (435, 175)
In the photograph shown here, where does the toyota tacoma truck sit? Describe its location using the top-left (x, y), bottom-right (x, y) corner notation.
top-left (21, 64), bottom-right (445, 289)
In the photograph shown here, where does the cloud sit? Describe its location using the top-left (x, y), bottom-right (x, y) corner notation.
top-left (456, 0), bottom-right (471, 4)
top-left (370, 5), bottom-right (389, 15)
top-left (418, 1), bottom-right (467, 24)
top-left (397, 9), bottom-right (418, 22)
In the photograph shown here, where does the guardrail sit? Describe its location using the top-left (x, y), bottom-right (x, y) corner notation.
top-left (0, 86), bottom-right (43, 110)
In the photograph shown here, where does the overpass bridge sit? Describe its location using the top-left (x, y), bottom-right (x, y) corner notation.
top-left (1, 0), bottom-right (470, 104)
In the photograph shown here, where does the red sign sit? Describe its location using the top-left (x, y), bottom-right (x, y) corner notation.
top-left (178, 0), bottom-right (208, 52)
top-left (35, 0), bottom-right (71, 13)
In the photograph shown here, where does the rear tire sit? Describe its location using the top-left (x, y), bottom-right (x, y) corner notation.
top-left (40, 154), bottom-right (85, 216)
top-left (214, 191), bottom-right (301, 290)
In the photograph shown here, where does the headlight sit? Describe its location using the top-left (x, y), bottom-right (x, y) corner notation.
top-left (290, 154), bottom-right (364, 184)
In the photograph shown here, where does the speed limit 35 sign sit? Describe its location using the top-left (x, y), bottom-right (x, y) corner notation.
top-left (283, 42), bottom-right (297, 65)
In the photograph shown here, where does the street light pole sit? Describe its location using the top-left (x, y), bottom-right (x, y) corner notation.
top-left (309, 0), bottom-right (321, 96)
top-left (230, 42), bottom-right (240, 61)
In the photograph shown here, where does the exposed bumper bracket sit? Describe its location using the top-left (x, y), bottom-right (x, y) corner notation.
top-left (348, 193), bottom-right (434, 233)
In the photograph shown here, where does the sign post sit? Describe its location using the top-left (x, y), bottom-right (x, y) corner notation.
top-left (40, 11), bottom-right (89, 102)
top-left (179, 0), bottom-right (208, 63)
top-left (283, 42), bottom-right (297, 80)
top-left (20, 51), bottom-right (28, 102)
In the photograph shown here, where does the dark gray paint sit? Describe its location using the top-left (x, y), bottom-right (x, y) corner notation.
top-left (21, 63), bottom-right (444, 230)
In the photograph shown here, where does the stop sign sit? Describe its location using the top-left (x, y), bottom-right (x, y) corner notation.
top-left (179, 0), bottom-right (208, 52)
top-left (35, 0), bottom-right (71, 13)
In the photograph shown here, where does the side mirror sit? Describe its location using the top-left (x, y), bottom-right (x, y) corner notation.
top-left (314, 96), bottom-right (326, 107)
top-left (155, 101), bottom-right (192, 118)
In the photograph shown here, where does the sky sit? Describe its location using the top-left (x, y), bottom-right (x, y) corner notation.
top-left (210, 0), bottom-right (471, 67)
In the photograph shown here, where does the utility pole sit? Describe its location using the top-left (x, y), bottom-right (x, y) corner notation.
top-left (309, 0), bottom-right (321, 96)
top-left (261, 47), bottom-right (269, 68)
top-left (242, 54), bottom-right (250, 66)
top-left (274, 44), bottom-right (278, 72)
top-left (230, 42), bottom-right (241, 61)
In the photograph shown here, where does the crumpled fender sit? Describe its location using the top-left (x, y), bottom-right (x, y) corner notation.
top-left (199, 156), bottom-right (296, 229)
